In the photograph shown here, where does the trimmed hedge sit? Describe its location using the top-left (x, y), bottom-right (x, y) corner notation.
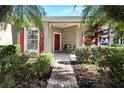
top-left (75, 46), bottom-right (124, 87)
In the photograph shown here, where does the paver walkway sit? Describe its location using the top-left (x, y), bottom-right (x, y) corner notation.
top-left (47, 53), bottom-right (78, 88)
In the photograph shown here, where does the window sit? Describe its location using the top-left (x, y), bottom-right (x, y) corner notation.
top-left (26, 30), bottom-right (39, 50)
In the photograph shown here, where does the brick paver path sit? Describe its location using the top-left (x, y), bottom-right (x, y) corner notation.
top-left (47, 53), bottom-right (78, 88)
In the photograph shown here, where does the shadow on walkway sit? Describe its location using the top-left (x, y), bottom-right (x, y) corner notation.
top-left (47, 53), bottom-right (78, 88)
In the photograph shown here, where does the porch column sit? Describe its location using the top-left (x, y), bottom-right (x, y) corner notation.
top-left (80, 24), bottom-right (86, 46)
top-left (82, 31), bottom-right (85, 46)
top-left (43, 22), bottom-right (49, 52)
top-left (76, 26), bottom-right (80, 47)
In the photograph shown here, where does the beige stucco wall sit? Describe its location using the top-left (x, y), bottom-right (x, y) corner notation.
top-left (62, 26), bottom-right (76, 48)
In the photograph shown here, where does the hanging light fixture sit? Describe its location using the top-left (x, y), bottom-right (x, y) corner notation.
top-left (64, 28), bottom-right (67, 31)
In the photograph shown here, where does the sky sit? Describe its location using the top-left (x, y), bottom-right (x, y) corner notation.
top-left (42, 5), bottom-right (83, 16)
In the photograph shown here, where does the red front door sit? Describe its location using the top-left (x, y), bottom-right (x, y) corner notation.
top-left (54, 33), bottom-right (60, 50)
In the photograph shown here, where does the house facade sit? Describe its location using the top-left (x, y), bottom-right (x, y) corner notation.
top-left (20, 16), bottom-right (85, 53)
top-left (0, 16), bottom-right (123, 53)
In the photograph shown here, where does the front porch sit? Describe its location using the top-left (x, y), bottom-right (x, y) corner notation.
top-left (42, 17), bottom-right (84, 53)
top-left (45, 22), bottom-right (82, 53)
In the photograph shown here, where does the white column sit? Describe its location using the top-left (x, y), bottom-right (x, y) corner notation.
top-left (43, 22), bottom-right (49, 52)
top-left (80, 24), bottom-right (86, 46)
top-left (76, 26), bottom-right (80, 47)
top-left (79, 25), bottom-right (84, 46)
top-left (49, 26), bottom-right (53, 52)
top-left (82, 31), bottom-right (85, 46)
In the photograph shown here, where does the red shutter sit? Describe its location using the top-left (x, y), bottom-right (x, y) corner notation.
top-left (20, 27), bottom-right (24, 53)
top-left (39, 32), bottom-right (44, 53)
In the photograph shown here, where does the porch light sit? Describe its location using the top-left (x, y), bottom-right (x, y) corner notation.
top-left (64, 28), bottom-right (67, 31)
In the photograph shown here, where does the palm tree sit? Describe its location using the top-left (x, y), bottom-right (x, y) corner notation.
top-left (80, 5), bottom-right (124, 45)
top-left (0, 5), bottom-right (46, 32)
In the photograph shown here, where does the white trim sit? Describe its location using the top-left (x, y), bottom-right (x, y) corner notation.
top-left (24, 27), bottom-right (39, 53)
top-left (53, 32), bottom-right (62, 52)
top-left (42, 16), bottom-right (81, 22)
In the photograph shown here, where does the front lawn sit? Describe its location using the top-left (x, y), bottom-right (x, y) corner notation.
top-left (73, 46), bottom-right (124, 88)
top-left (0, 45), bottom-right (55, 88)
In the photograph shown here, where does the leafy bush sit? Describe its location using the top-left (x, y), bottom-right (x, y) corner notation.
top-left (75, 46), bottom-right (119, 64)
top-left (0, 54), bottom-right (31, 87)
top-left (0, 45), bottom-right (20, 59)
top-left (31, 53), bottom-right (55, 78)
top-left (98, 51), bottom-right (124, 87)
top-left (0, 45), bottom-right (54, 87)
top-left (75, 46), bottom-right (89, 63)
top-left (1, 74), bottom-right (15, 88)
top-left (111, 44), bottom-right (119, 47)
top-left (0, 52), bottom-right (54, 87)
top-left (75, 46), bottom-right (124, 87)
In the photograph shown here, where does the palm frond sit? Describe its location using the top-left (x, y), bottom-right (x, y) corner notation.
top-left (81, 5), bottom-right (124, 38)
top-left (0, 5), bottom-right (46, 32)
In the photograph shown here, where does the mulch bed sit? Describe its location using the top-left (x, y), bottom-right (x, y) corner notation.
top-left (15, 67), bottom-right (53, 88)
top-left (71, 64), bottom-right (106, 88)
top-left (72, 62), bottom-right (124, 88)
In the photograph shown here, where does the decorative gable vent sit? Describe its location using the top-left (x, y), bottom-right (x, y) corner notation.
top-left (0, 22), bottom-right (7, 31)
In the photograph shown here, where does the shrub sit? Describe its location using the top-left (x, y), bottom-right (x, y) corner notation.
top-left (31, 53), bottom-right (55, 78)
top-left (0, 45), bottom-right (20, 59)
top-left (75, 46), bottom-right (101, 64)
top-left (0, 54), bottom-right (31, 87)
top-left (75, 46), bottom-right (89, 63)
top-left (1, 74), bottom-right (15, 88)
top-left (75, 46), bottom-right (124, 87)
top-left (0, 51), bottom-right (54, 87)
top-left (98, 50), bottom-right (124, 87)
top-left (0, 54), bottom-right (29, 73)
top-left (75, 46), bottom-right (119, 64)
